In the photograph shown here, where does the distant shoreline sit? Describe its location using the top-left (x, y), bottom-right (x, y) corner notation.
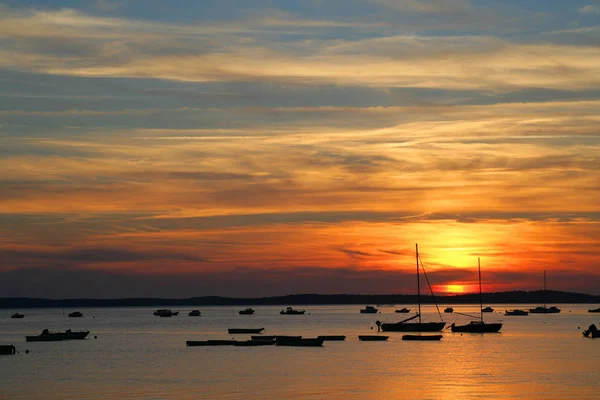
top-left (1, 290), bottom-right (599, 308)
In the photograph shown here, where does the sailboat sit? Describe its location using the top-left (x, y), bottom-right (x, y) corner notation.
top-left (380, 244), bottom-right (446, 332)
top-left (529, 271), bottom-right (561, 314)
top-left (450, 258), bottom-right (503, 333)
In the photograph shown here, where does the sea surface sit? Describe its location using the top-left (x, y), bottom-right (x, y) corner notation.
top-left (1, 304), bottom-right (599, 400)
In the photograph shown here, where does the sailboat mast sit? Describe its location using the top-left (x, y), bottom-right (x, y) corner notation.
top-left (478, 258), bottom-right (483, 322)
top-left (416, 243), bottom-right (421, 324)
top-left (543, 270), bottom-right (547, 307)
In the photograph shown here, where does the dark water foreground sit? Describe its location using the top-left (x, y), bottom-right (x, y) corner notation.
top-left (1, 305), bottom-right (598, 399)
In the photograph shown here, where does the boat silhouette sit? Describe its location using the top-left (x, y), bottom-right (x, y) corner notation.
top-left (380, 244), bottom-right (445, 332)
top-left (450, 258), bottom-right (502, 333)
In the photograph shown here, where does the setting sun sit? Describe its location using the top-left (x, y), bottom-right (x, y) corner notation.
top-left (445, 284), bottom-right (465, 294)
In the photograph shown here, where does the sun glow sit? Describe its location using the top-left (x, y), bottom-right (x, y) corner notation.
top-left (443, 284), bottom-right (466, 294)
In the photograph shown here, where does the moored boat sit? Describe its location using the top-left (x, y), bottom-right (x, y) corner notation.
top-left (275, 337), bottom-right (324, 346)
top-left (482, 307), bottom-right (494, 313)
top-left (450, 258), bottom-right (502, 334)
top-left (186, 340), bottom-right (237, 346)
top-left (380, 244), bottom-right (446, 333)
top-left (505, 309), bottom-right (529, 316)
top-left (234, 340), bottom-right (275, 346)
top-left (0, 345), bottom-right (17, 355)
top-left (68, 311), bottom-right (83, 318)
top-left (588, 307), bottom-right (600, 313)
top-left (529, 271), bottom-right (561, 314)
top-left (228, 328), bottom-right (265, 334)
top-left (11, 313), bottom-right (25, 319)
top-left (444, 307), bottom-right (454, 313)
top-left (154, 309), bottom-right (177, 317)
top-left (317, 335), bottom-right (346, 341)
top-left (402, 334), bottom-right (443, 341)
top-left (26, 329), bottom-right (90, 342)
top-left (239, 308), bottom-right (255, 315)
top-left (280, 307), bottom-right (305, 315)
top-left (395, 308), bottom-right (410, 313)
top-left (358, 335), bottom-right (388, 341)
top-left (188, 310), bottom-right (201, 317)
top-left (360, 305), bottom-right (379, 314)
top-left (582, 324), bottom-right (599, 338)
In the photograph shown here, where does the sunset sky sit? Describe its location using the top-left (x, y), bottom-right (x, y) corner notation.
top-left (1, 0), bottom-right (598, 298)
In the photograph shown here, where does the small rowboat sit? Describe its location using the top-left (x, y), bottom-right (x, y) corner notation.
top-left (402, 334), bottom-right (443, 341)
top-left (228, 328), bottom-right (264, 334)
top-left (358, 335), bottom-right (388, 341)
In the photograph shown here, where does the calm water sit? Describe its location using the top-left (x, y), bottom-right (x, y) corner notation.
top-left (1, 304), bottom-right (598, 399)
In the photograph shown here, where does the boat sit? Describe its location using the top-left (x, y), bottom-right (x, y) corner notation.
top-left (26, 329), bottom-right (90, 342)
top-left (317, 335), bottom-right (346, 341)
top-left (251, 335), bottom-right (276, 341)
top-left (239, 308), bottom-right (255, 315)
top-left (186, 340), bottom-right (237, 346)
top-left (11, 313), bottom-right (24, 319)
top-left (402, 334), bottom-right (443, 341)
top-left (529, 271), bottom-right (561, 314)
top-left (380, 244), bottom-right (446, 332)
top-left (505, 309), bottom-right (529, 316)
top-left (234, 340), bottom-right (275, 346)
top-left (360, 305), bottom-right (379, 314)
top-left (444, 307), bottom-right (454, 313)
top-left (450, 258), bottom-right (502, 334)
top-left (275, 337), bottom-right (324, 346)
top-left (252, 335), bottom-right (301, 341)
top-left (588, 307), bottom-right (600, 313)
top-left (482, 307), bottom-right (494, 313)
top-left (395, 308), bottom-right (410, 313)
top-left (358, 335), bottom-right (388, 341)
top-left (154, 309), bottom-right (177, 317)
top-left (280, 307), bottom-right (305, 315)
top-left (582, 324), bottom-right (599, 338)
top-left (0, 345), bottom-right (17, 355)
top-left (68, 311), bottom-right (83, 318)
top-left (228, 328), bottom-right (265, 334)
top-left (188, 310), bottom-right (201, 317)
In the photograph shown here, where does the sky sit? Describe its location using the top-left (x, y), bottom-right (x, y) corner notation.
top-left (0, 0), bottom-right (599, 299)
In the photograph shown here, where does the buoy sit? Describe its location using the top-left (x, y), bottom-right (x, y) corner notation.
top-left (94, 336), bottom-right (97, 339)
top-left (25, 349), bottom-right (30, 354)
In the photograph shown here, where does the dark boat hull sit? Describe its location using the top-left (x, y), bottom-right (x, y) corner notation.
top-left (588, 308), bottom-right (600, 313)
top-left (402, 334), bottom-right (443, 341)
top-left (381, 322), bottom-right (446, 332)
top-left (11, 314), bottom-right (25, 319)
top-left (451, 322), bottom-right (502, 333)
top-left (228, 328), bottom-right (264, 334)
top-left (186, 340), bottom-right (237, 346)
top-left (239, 309), bottom-right (255, 315)
top-left (505, 310), bottom-right (529, 316)
top-left (317, 335), bottom-right (346, 341)
top-left (234, 340), bottom-right (275, 346)
top-left (358, 335), bottom-right (388, 341)
top-left (0, 345), bottom-right (17, 355)
top-left (529, 307), bottom-right (561, 314)
top-left (26, 330), bottom-right (90, 342)
top-left (275, 337), bottom-right (324, 346)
